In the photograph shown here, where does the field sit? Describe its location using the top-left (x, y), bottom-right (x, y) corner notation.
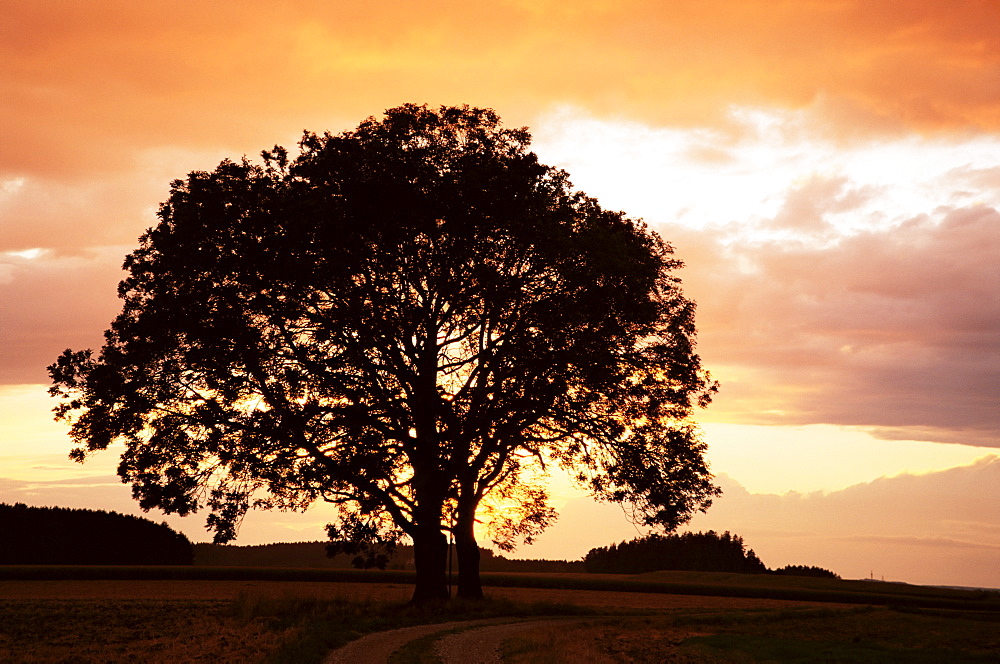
top-left (1, 567), bottom-right (998, 662)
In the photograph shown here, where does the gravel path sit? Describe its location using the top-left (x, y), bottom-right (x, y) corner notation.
top-left (324, 617), bottom-right (590, 664)
top-left (323, 618), bottom-right (510, 664)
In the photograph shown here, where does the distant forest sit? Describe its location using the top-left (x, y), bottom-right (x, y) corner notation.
top-left (194, 541), bottom-right (583, 573)
top-left (1, 504), bottom-right (837, 578)
top-left (585, 531), bottom-right (767, 574)
top-left (584, 531), bottom-right (839, 578)
top-left (199, 533), bottom-right (836, 578)
top-left (0, 503), bottom-right (193, 565)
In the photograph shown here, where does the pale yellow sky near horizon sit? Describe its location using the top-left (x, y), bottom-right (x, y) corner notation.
top-left (2, 380), bottom-right (994, 499)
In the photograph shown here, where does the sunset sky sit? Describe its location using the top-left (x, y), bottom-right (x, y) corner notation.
top-left (2, 1), bottom-right (998, 588)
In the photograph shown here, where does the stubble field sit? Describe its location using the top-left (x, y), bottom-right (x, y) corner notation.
top-left (1, 570), bottom-right (998, 662)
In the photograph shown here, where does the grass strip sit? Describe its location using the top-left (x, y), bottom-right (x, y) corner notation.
top-left (386, 622), bottom-right (505, 664)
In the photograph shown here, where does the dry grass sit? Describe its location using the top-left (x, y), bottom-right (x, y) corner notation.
top-left (0, 599), bottom-right (292, 663)
top-left (487, 619), bottom-right (625, 664)
top-left (0, 581), bottom-right (412, 663)
top-left (498, 607), bottom-right (1000, 663)
top-left (0, 581), bottom-right (599, 663)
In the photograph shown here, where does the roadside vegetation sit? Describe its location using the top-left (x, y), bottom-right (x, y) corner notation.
top-left (499, 606), bottom-right (1000, 663)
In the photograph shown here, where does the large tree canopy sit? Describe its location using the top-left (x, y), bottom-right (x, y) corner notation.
top-left (49, 104), bottom-right (719, 602)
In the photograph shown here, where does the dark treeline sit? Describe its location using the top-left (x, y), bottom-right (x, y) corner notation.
top-left (0, 503), bottom-right (193, 565)
top-left (584, 531), bottom-right (768, 574)
top-left (584, 532), bottom-right (841, 578)
top-left (195, 541), bottom-right (375, 568)
top-left (772, 564), bottom-right (841, 579)
top-left (198, 537), bottom-right (836, 577)
top-left (483, 556), bottom-right (584, 573)
top-left (194, 541), bottom-right (584, 573)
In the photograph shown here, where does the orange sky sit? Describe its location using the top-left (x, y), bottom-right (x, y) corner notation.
top-left (2, 0), bottom-right (998, 587)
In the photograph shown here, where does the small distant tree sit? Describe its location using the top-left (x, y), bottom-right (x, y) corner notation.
top-left (584, 531), bottom-right (766, 574)
top-left (49, 104), bottom-right (718, 603)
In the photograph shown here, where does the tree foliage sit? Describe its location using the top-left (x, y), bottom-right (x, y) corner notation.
top-left (0, 503), bottom-right (193, 565)
top-left (49, 104), bottom-right (718, 601)
top-left (583, 531), bottom-right (766, 574)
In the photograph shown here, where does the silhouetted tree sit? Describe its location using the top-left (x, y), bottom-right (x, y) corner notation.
top-left (49, 104), bottom-right (718, 603)
top-left (0, 503), bottom-right (193, 565)
top-left (584, 531), bottom-right (766, 574)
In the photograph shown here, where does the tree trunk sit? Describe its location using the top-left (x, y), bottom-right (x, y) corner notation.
top-left (410, 496), bottom-right (450, 604)
top-left (455, 498), bottom-right (484, 600)
top-left (411, 526), bottom-right (449, 603)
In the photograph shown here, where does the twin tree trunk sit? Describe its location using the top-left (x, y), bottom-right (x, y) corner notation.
top-left (408, 382), bottom-right (485, 603)
top-left (409, 495), bottom-right (484, 603)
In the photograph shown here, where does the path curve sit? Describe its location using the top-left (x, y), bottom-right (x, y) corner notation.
top-left (434, 617), bottom-right (599, 664)
top-left (324, 617), bottom-right (592, 664)
top-left (323, 618), bottom-right (513, 664)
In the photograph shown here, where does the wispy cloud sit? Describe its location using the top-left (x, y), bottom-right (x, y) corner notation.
top-left (838, 534), bottom-right (1000, 552)
top-left (690, 205), bottom-right (999, 446)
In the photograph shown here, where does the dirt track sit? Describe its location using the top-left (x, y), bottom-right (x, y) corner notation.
top-left (434, 617), bottom-right (607, 664)
top-left (323, 618), bottom-right (513, 664)
top-left (323, 617), bottom-right (610, 664)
